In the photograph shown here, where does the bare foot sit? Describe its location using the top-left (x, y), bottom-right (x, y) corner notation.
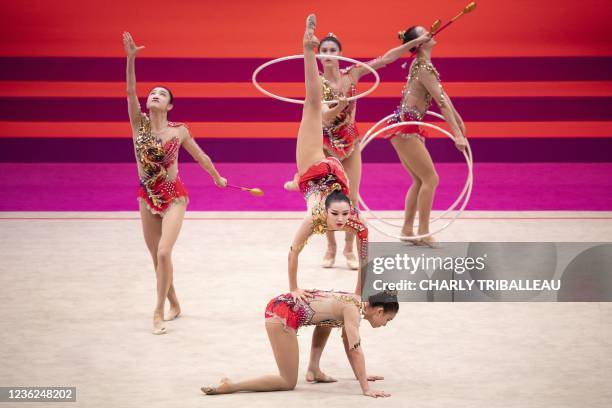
top-left (165, 304), bottom-right (181, 321)
top-left (303, 14), bottom-right (319, 50)
top-left (284, 173), bottom-right (299, 191)
top-left (306, 369), bottom-right (337, 383)
top-left (306, 14), bottom-right (316, 35)
top-left (322, 246), bottom-right (336, 268)
top-left (152, 311), bottom-right (166, 335)
top-left (344, 251), bottom-right (359, 270)
top-left (284, 179), bottom-right (298, 191)
top-left (201, 377), bottom-right (233, 395)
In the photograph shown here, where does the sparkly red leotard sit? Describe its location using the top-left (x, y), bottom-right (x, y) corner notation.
top-left (135, 115), bottom-right (189, 215)
top-left (295, 157), bottom-right (368, 262)
top-left (298, 157), bottom-right (349, 200)
top-left (264, 290), bottom-right (362, 349)
top-left (380, 59), bottom-right (446, 143)
top-left (321, 68), bottom-right (360, 159)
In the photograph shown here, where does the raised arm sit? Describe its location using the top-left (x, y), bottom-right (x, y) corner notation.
top-left (419, 66), bottom-right (467, 151)
top-left (349, 32), bottom-right (431, 83)
top-left (180, 127), bottom-right (227, 187)
top-left (122, 32), bottom-right (145, 130)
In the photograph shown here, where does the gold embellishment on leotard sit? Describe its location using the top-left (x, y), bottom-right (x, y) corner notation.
top-left (320, 75), bottom-right (356, 104)
top-left (320, 76), bottom-right (336, 102)
top-left (319, 76), bottom-right (357, 101)
top-left (399, 59), bottom-right (443, 117)
top-left (330, 292), bottom-right (362, 309)
top-left (320, 75), bottom-right (357, 158)
top-left (409, 59), bottom-right (440, 82)
top-left (311, 201), bottom-right (328, 235)
top-left (310, 296), bottom-right (362, 329)
top-left (413, 60), bottom-right (441, 111)
top-left (135, 115), bottom-right (168, 209)
top-left (316, 319), bottom-right (344, 328)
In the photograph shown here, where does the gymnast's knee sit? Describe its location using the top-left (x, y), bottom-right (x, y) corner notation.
top-left (410, 177), bottom-right (423, 188)
top-left (280, 377), bottom-right (297, 391)
top-left (423, 171), bottom-right (439, 188)
top-left (156, 246), bottom-right (172, 264)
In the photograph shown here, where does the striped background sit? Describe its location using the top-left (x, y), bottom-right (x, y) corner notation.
top-left (1, 0), bottom-right (611, 162)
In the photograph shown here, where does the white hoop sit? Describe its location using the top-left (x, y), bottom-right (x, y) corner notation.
top-left (252, 54), bottom-right (380, 105)
top-left (358, 117), bottom-right (474, 240)
top-left (360, 111), bottom-right (472, 228)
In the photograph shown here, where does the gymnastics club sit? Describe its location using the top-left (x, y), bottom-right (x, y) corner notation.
top-left (405, 3), bottom-right (475, 58)
top-left (432, 2), bottom-right (477, 37)
top-left (227, 184), bottom-right (265, 197)
top-left (430, 19), bottom-right (442, 34)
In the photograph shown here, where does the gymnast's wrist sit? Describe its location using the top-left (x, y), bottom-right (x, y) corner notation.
top-left (359, 382), bottom-right (370, 393)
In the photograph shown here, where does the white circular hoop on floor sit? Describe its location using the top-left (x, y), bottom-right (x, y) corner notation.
top-left (358, 112), bottom-right (473, 240)
top-left (252, 54), bottom-right (380, 105)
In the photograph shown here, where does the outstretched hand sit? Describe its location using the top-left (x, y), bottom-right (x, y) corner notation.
top-left (214, 176), bottom-right (228, 188)
top-left (418, 31), bottom-right (433, 45)
top-left (455, 136), bottom-right (468, 152)
top-left (364, 389), bottom-right (391, 398)
top-left (123, 32), bottom-right (145, 57)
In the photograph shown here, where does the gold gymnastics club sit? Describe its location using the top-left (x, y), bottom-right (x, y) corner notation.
top-left (227, 184), bottom-right (265, 197)
top-left (430, 19), bottom-right (442, 34)
top-left (433, 2), bottom-right (477, 37)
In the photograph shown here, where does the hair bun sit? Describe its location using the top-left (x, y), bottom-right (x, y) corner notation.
top-left (369, 290), bottom-right (398, 304)
top-left (382, 290), bottom-right (398, 302)
top-left (397, 30), bottom-right (406, 41)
